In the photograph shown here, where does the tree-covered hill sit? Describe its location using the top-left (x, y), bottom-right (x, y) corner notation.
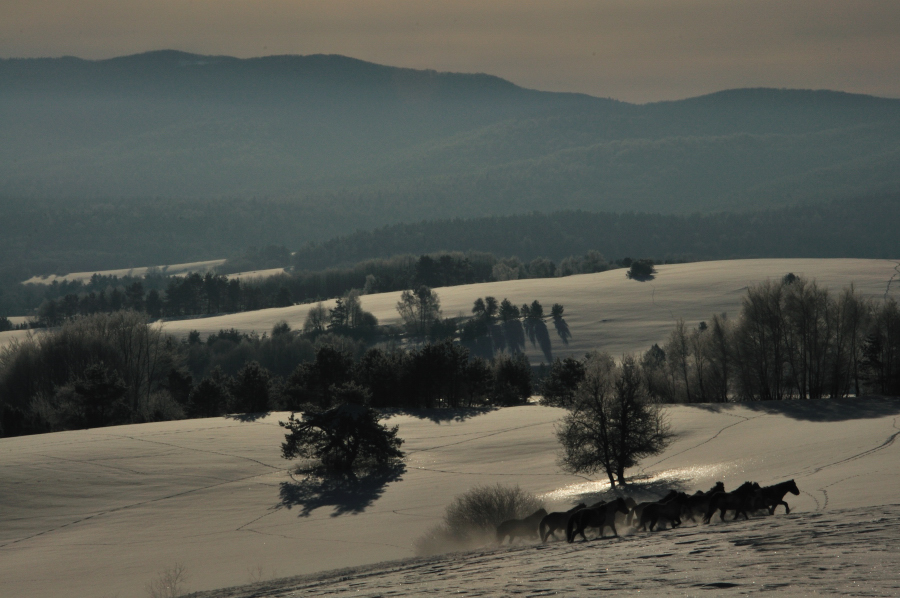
top-left (1, 52), bottom-right (899, 213)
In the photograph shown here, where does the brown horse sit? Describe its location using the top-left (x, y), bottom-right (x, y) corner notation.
top-left (703, 482), bottom-right (761, 523)
top-left (566, 497), bottom-right (630, 542)
top-left (539, 503), bottom-right (586, 543)
top-left (683, 482), bottom-right (726, 523)
top-left (638, 492), bottom-right (689, 531)
top-left (629, 490), bottom-right (679, 527)
top-left (496, 508), bottom-right (548, 544)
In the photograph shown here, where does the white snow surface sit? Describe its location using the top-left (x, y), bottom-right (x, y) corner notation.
top-left (2, 399), bottom-right (900, 597)
top-left (4, 258), bottom-right (899, 357)
top-left (159, 258), bottom-right (900, 363)
top-left (21, 259), bottom-right (227, 285)
top-left (4, 258), bottom-right (900, 596)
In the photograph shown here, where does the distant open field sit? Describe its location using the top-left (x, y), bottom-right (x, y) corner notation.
top-left (159, 258), bottom-right (900, 363)
top-left (21, 259), bottom-right (227, 285)
top-left (2, 398), bottom-right (899, 597)
top-left (4, 258), bottom-right (897, 359)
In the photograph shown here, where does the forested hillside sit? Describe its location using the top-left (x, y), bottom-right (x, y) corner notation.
top-left (2, 52), bottom-right (898, 213)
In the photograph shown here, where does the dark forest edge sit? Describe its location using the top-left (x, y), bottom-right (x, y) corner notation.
top-left (0, 298), bottom-right (542, 437)
top-left (4, 273), bottom-right (900, 439)
top-left (2, 247), bottom-right (646, 325)
top-left (3, 193), bottom-right (900, 319)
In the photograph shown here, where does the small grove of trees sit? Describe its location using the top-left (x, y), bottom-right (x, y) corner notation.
top-left (647, 275), bottom-right (894, 402)
top-left (0, 311), bottom-right (179, 435)
top-left (32, 271), bottom-right (296, 326)
top-left (396, 286), bottom-right (442, 337)
top-left (460, 296), bottom-right (567, 360)
top-left (539, 357), bottom-right (586, 408)
top-left (302, 290), bottom-right (379, 340)
top-left (556, 352), bottom-right (672, 487)
top-left (0, 309), bottom-right (534, 437)
top-left (285, 342), bottom-right (533, 412)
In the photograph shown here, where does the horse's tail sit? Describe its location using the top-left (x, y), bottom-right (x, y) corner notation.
top-left (566, 511), bottom-right (578, 543)
top-left (539, 517), bottom-right (549, 543)
top-left (495, 523), bottom-right (506, 544)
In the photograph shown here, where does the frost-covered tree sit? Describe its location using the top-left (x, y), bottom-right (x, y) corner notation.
top-left (557, 352), bottom-right (671, 486)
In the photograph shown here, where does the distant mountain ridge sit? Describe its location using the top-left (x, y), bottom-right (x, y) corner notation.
top-left (1, 51), bottom-right (898, 215)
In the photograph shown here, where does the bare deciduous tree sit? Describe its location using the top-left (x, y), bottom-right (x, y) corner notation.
top-left (557, 352), bottom-right (672, 487)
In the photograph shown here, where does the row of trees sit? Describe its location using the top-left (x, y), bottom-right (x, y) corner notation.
top-left (12, 250), bottom-right (621, 328)
top-left (33, 272), bottom-right (295, 325)
top-left (652, 275), bottom-right (895, 402)
top-left (0, 305), bottom-right (536, 436)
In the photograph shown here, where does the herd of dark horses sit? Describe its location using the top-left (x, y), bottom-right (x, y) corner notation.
top-left (495, 479), bottom-right (801, 544)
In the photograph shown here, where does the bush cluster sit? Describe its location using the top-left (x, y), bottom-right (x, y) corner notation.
top-left (415, 484), bottom-right (544, 555)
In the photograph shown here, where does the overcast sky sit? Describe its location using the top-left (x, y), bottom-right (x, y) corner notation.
top-left (2, 0), bottom-right (898, 103)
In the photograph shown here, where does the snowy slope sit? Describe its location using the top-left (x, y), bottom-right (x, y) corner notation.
top-left (160, 258), bottom-right (900, 363)
top-left (2, 398), bottom-right (899, 597)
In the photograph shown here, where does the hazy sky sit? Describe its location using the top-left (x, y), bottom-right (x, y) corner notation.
top-left (2, 1), bottom-right (899, 103)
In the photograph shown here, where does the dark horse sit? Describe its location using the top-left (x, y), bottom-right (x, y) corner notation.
top-left (638, 492), bottom-right (689, 531)
top-left (683, 482), bottom-right (726, 523)
top-left (629, 490), bottom-right (679, 527)
top-left (703, 482), bottom-right (761, 523)
top-left (539, 503), bottom-right (586, 543)
top-left (756, 479), bottom-right (800, 514)
top-left (496, 508), bottom-right (548, 544)
top-left (566, 497), bottom-right (630, 542)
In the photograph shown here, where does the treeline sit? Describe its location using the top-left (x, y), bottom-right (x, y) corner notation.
top-left (541, 274), bottom-right (900, 407)
top-left (290, 195), bottom-right (900, 270)
top-left (31, 272), bottom-right (291, 326)
top-left (18, 251), bottom-right (608, 325)
top-left (0, 312), bottom-right (533, 437)
top-left (4, 193), bottom-right (899, 315)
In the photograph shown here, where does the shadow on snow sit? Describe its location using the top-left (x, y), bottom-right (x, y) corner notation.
top-left (682, 396), bottom-right (900, 422)
top-left (279, 462), bottom-right (406, 517)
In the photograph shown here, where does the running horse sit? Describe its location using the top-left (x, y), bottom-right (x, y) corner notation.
top-left (539, 503), bottom-right (586, 543)
top-left (703, 481), bottom-right (761, 523)
top-left (756, 479), bottom-right (800, 515)
top-left (566, 497), bottom-right (630, 542)
top-left (496, 508), bottom-right (548, 544)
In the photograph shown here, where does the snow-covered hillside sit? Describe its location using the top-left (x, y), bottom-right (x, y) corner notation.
top-left (159, 258), bottom-right (900, 363)
top-left (2, 398), bottom-right (899, 597)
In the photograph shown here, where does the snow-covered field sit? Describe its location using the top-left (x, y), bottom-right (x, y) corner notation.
top-left (5, 258), bottom-right (898, 358)
top-left (159, 258), bottom-right (900, 363)
top-left (3, 257), bottom-right (900, 597)
top-left (2, 398), bottom-right (899, 597)
top-left (21, 259), bottom-right (227, 285)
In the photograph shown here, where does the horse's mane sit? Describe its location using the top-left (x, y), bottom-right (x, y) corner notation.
top-left (707, 481), bottom-right (725, 494)
top-left (734, 481), bottom-right (758, 493)
top-left (764, 479), bottom-right (795, 490)
top-left (526, 508), bottom-right (548, 521)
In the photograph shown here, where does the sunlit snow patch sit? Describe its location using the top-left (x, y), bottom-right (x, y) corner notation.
top-left (541, 461), bottom-right (748, 502)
